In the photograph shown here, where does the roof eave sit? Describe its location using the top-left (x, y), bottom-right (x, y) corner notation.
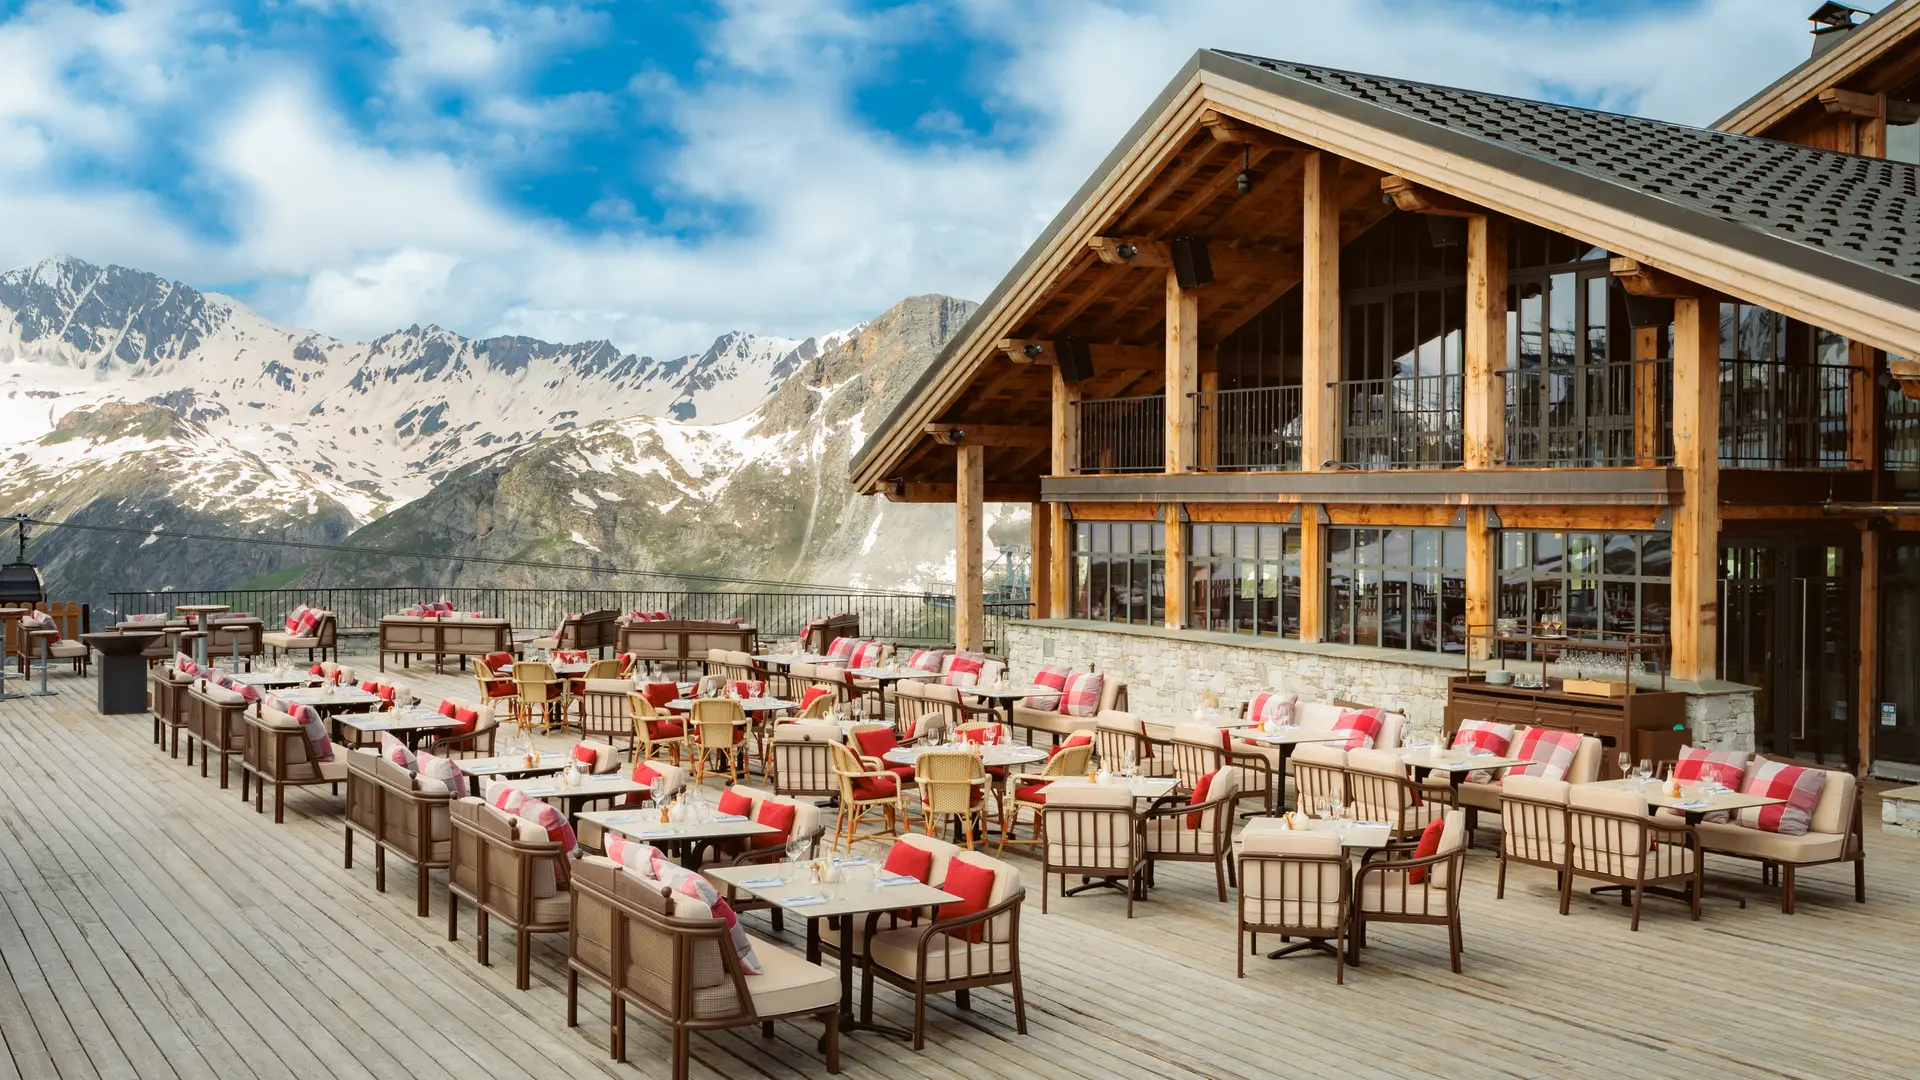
top-left (1714, 0), bottom-right (1920, 134)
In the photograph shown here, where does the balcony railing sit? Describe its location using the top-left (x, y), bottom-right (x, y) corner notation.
top-left (1335, 374), bottom-right (1463, 469)
top-left (1077, 395), bottom-right (1164, 473)
top-left (1193, 385), bottom-right (1303, 471)
top-left (1501, 360), bottom-right (1673, 467)
top-left (1719, 359), bottom-right (1857, 469)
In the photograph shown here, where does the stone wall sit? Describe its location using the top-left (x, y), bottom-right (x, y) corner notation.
top-left (1004, 619), bottom-right (1757, 750)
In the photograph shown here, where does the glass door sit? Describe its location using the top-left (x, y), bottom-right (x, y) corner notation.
top-left (1877, 540), bottom-right (1920, 768)
top-left (1719, 539), bottom-right (1856, 768)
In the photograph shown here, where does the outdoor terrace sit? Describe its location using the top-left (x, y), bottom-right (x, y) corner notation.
top-left (4, 641), bottom-right (1920, 1080)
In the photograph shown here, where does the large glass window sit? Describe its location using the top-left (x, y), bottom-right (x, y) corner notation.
top-left (1070, 520), bottom-right (1165, 625)
top-left (1718, 303), bottom-right (1853, 468)
top-left (1188, 524), bottom-right (1300, 638)
top-left (1324, 526), bottom-right (1466, 654)
top-left (1336, 214), bottom-right (1465, 469)
top-left (1496, 530), bottom-right (1671, 649)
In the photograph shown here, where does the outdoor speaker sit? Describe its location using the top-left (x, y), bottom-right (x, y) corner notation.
top-left (1426, 215), bottom-right (1467, 249)
top-left (1611, 275), bottom-right (1675, 329)
top-left (1057, 338), bottom-right (1095, 384)
top-left (1169, 237), bottom-right (1213, 288)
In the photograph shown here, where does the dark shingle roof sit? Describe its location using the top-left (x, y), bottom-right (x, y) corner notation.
top-left (1213, 51), bottom-right (1920, 291)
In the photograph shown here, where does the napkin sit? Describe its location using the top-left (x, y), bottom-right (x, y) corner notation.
top-left (738, 878), bottom-right (783, 889)
top-left (713, 813), bottom-right (748, 823)
top-left (1676, 799), bottom-right (1711, 810)
top-left (632, 828), bottom-right (676, 839)
top-left (600, 815), bottom-right (637, 824)
top-left (783, 895), bottom-right (826, 907)
top-left (875, 874), bottom-right (919, 887)
top-left (832, 856), bottom-right (868, 866)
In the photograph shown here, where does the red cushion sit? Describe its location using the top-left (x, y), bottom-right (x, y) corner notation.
top-left (730, 680), bottom-right (765, 698)
top-left (717, 788), bottom-right (754, 818)
top-left (753, 800), bottom-right (797, 850)
top-left (631, 760), bottom-right (659, 786)
top-left (853, 726), bottom-right (901, 761)
top-left (1332, 708), bottom-right (1384, 751)
top-left (938, 858), bottom-right (997, 943)
top-left (309, 664), bottom-right (324, 675)
top-left (800, 686), bottom-right (834, 710)
top-left (484, 679), bottom-right (515, 696)
top-left (1015, 782), bottom-right (1050, 804)
top-left (961, 726), bottom-right (996, 745)
top-left (437, 699), bottom-right (458, 718)
top-left (883, 841), bottom-right (933, 883)
top-left (646, 719), bottom-right (685, 740)
top-left (851, 774), bottom-right (899, 801)
top-left (360, 680), bottom-right (378, 693)
top-left (1187, 770), bottom-right (1219, 829)
top-left (884, 764), bottom-right (916, 783)
top-left (377, 685), bottom-right (397, 703)
top-left (644, 682), bottom-right (680, 708)
top-left (617, 653), bottom-right (635, 676)
top-left (572, 744), bottom-right (598, 768)
top-left (1409, 818), bottom-right (1446, 885)
top-left (1047, 731), bottom-right (1094, 760)
top-left (453, 707), bottom-right (479, 736)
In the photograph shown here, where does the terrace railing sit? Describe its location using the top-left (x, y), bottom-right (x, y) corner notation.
top-left (1334, 374), bottom-right (1464, 470)
top-left (1077, 395), bottom-right (1165, 473)
top-left (107, 587), bottom-right (1035, 650)
top-left (1718, 359), bottom-right (1858, 469)
top-left (1501, 360), bottom-right (1673, 467)
top-left (1193, 385), bottom-right (1303, 471)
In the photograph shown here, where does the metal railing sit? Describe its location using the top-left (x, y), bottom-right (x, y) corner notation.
top-left (1719, 360), bottom-right (1857, 469)
top-left (106, 586), bottom-right (1034, 650)
top-left (1886, 382), bottom-right (1920, 476)
top-left (1501, 360), bottom-right (1673, 467)
top-left (1076, 395), bottom-right (1164, 473)
top-left (1193, 385), bottom-right (1303, 471)
top-left (1334, 374), bottom-right (1463, 469)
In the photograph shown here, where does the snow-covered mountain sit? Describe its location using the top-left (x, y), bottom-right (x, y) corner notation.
top-left (0, 256), bottom-right (998, 606)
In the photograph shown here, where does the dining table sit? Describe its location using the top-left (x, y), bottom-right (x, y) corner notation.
top-left (1399, 747), bottom-right (1529, 794)
top-left (1228, 726), bottom-right (1356, 814)
top-left (956, 685), bottom-right (1048, 733)
top-left (577, 810), bottom-right (778, 871)
top-left (881, 742), bottom-right (1048, 771)
top-left (459, 752), bottom-right (571, 797)
top-left (1585, 777), bottom-right (1787, 908)
top-left (706, 860), bottom-right (960, 1042)
top-left (336, 707), bottom-right (464, 751)
top-left (174, 604), bottom-right (230, 668)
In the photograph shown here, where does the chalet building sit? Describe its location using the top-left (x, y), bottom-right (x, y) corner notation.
top-left (852, 4), bottom-right (1920, 778)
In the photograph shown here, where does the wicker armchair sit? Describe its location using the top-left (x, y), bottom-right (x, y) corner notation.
top-left (688, 699), bottom-right (748, 784)
top-left (567, 856), bottom-right (840, 1077)
top-left (183, 681), bottom-right (251, 787)
top-left (630, 693), bottom-right (687, 765)
top-left (513, 661), bottom-right (565, 734)
top-left (829, 741), bottom-right (905, 851)
top-left (1038, 784), bottom-right (1145, 915)
top-left (914, 748), bottom-right (989, 849)
top-left (344, 750), bottom-right (455, 916)
top-left (446, 798), bottom-right (572, 990)
top-left (1237, 822), bottom-right (1351, 981)
top-left (1353, 808), bottom-right (1469, 971)
top-left (151, 663), bottom-right (194, 755)
top-left (239, 707), bottom-right (346, 823)
top-left (1564, 785), bottom-right (1701, 931)
top-left (997, 741), bottom-right (1094, 855)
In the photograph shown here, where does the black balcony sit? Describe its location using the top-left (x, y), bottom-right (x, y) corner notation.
top-left (1334, 374), bottom-right (1463, 469)
top-left (1502, 360), bottom-right (1673, 467)
top-left (1719, 359), bottom-right (1857, 469)
top-left (1076, 395), bottom-right (1165, 473)
top-left (1194, 385), bottom-right (1303, 471)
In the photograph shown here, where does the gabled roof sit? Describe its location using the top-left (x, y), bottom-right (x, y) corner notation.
top-left (851, 49), bottom-right (1920, 493)
top-left (1715, 0), bottom-right (1920, 135)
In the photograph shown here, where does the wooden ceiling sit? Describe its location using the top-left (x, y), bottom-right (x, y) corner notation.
top-left (886, 116), bottom-right (1391, 491)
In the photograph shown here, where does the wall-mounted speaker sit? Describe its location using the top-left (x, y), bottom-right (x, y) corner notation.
top-left (1426, 215), bottom-right (1467, 249)
top-left (1610, 275), bottom-right (1675, 329)
top-left (1057, 338), bottom-right (1095, 384)
top-left (1169, 237), bottom-right (1214, 288)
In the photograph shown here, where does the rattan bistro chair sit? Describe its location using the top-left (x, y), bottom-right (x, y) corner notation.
top-left (829, 741), bottom-right (906, 851)
top-left (513, 661), bottom-right (565, 734)
top-left (474, 653), bottom-right (519, 715)
top-left (997, 741), bottom-right (1094, 855)
top-left (1236, 822), bottom-right (1352, 982)
top-left (446, 798), bottom-right (571, 990)
top-left (630, 693), bottom-right (687, 765)
top-left (1563, 785), bottom-right (1702, 931)
top-left (239, 707), bottom-right (347, 823)
top-left (1039, 784), bottom-right (1146, 915)
top-left (1353, 808), bottom-right (1469, 972)
top-left (915, 748), bottom-right (990, 849)
top-left (689, 699), bottom-right (749, 784)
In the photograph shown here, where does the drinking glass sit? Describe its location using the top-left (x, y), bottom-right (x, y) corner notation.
top-left (1313, 796), bottom-right (1330, 820)
top-left (1617, 751), bottom-right (1633, 780)
top-left (1637, 759), bottom-right (1653, 784)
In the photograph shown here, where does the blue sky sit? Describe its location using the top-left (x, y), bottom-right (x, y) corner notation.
top-left (0, 0), bottom-right (1862, 358)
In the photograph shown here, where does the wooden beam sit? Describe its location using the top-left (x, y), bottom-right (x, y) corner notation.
top-left (1166, 269), bottom-right (1200, 473)
top-left (1849, 340), bottom-right (1877, 470)
top-left (1380, 175), bottom-right (1479, 217)
top-left (1671, 296), bottom-right (1721, 683)
top-left (1051, 365), bottom-right (1080, 477)
top-left (1820, 87), bottom-right (1886, 119)
top-left (1500, 505), bottom-right (1666, 531)
top-left (1298, 510), bottom-right (1325, 642)
top-left (1048, 502), bottom-right (1070, 619)
top-left (1464, 216), bottom-right (1507, 469)
top-left (1029, 502), bottom-right (1052, 620)
top-left (1466, 506), bottom-right (1494, 660)
top-left (1610, 257), bottom-right (1710, 300)
top-left (1001, 339), bottom-right (1196, 373)
top-left (1200, 110), bottom-right (1298, 148)
top-left (1087, 237), bottom-right (1300, 280)
top-left (1859, 528), bottom-right (1880, 773)
top-left (1164, 503), bottom-right (1186, 629)
top-left (1633, 326), bottom-right (1662, 467)
top-left (955, 444), bottom-right (984, 652)
top-left (1301, 151), bottom-right (1341, 471)
top-left (1115, 140), bottom-right (1222, 234)
top-left (923, 423), bottom-right (1046, 449)
top-left (883, 480), bottom-right (1040, 503)
top-left (1155, 146), bottom-right (1281, 237)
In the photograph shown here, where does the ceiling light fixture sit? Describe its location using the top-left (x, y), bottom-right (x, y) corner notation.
top-left (1236, 145), bottom-right (1253, 195)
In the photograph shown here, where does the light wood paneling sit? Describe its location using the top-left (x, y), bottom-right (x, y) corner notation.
top-left (1165, 269), bottom-right (1199, 474)
top-left (1030, 503), bottom-right (1052, 620)
top-left (1466, 505), bottom-right (1494, 659)
top-left (1299, 509), bottom-right (1325, 642)
top-left (1164, 503), bottom-right (1187, 629)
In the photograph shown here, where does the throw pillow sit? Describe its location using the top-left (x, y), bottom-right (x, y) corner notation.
top-left (1187, 769), bottom-right (1219, 829)
top-left (883, 841), bottom-right (934, 882)
top-left (1024, 664), bottom-right (1072, 712)
top-left (753, 799), bottom-right (797, 850)
top-left (938, 858), bottom-right (997, 943)
top-left (1249, 691), bottom-right (1299, 728)
top-left (717, 787), bottom-right (755, 819)
top-left (1061, 672), bottom-right (1105, 717)
top-left (1736, 760), bottom-right (1826, 836)
top-left (1408, 817), bottom-right (1446, 885)
top-left (378, 732), bottom-right (416, 772)
top-left (1511, 728), bottom-right (1582, 781)
top-left (414, 751), bottom-right (466, 796)
top-left (1331, 708), bottom-right (1384, 751)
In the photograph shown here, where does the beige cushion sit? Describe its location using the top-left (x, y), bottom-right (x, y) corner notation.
top-left (1694, 820), bottom-right (1845, 863)
top-left (869, 927), bottom-right (1015, 982)
top-left (1355, 876), bottom-right (1449, 915)
top-left (531, 889), bottom-right (571, 925)
top-left (1808, 770), bottom-right (1856, 836)
top-left (744, 936), bottom-right (838, 1016)
top-left (1043, 785), bottom-right (1139, 869)
top-left (774, 722), bottom-right (843, 744)
top-left (1291, 743), bottom-right (1347, 769)
top-left (1237, 823), bottom-right (1346, 930)
top-left (1500, 774), bottom-right (1571, 864)
top-left (582, 678), bottom-right (632, 694)
top-left (47, 641), bottom-right (88, 658)
top-left (1428, 809), bottom-right (1468, 890)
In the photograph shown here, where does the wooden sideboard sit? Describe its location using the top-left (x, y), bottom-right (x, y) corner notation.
top-left (1444, 676), bottom-right (1689, 779)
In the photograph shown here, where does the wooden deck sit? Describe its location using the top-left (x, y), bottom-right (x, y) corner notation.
top-left (4, 649), bottom-right (1920, 1080)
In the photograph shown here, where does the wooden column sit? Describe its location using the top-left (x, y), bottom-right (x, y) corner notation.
top-left (1297, 151), bottom-right (1341, 643)
top-left (1049, 366), bottom-right (1079, 621)
top-left (1671, 297), bottom-right (1721, 683)
top-left (1849, 340), bottom-right (1878, 472)
top-left (1465, 507), bottom-right (1494, 659)
top-left (1164, 503), bottom-right (1186, 629)
top-left (1463, 216), bottom-right (1507, 469)
top-left (1859, 527), bottom-right (1880, 772)
top-left (1029, 502), bottom-right (1051, 620)
top-left (1633, 326), bottom-right (1662, 466)
top-left (1165, 269), bottom-right (1200, 473)
top-left (955, 444), bottom-right (985, 651)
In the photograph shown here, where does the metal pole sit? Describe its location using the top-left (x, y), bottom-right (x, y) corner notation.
top-left (29, 635), bottom-right (55, 696)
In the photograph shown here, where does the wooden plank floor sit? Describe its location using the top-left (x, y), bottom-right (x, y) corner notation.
top-left (5, 648), bottom-right (1920, 1080)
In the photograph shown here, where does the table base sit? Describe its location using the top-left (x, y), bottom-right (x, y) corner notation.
top-left (1067, 874), bottom-right (1147, 902)
top-left (1265, 938), bottom-right (1341, 961)
top-left (1588, 882), bottom-right (1743, 909)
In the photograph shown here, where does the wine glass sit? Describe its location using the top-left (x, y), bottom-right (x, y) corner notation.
top-left (1617, 751), bottom-right (1633, 780)
top-left (1636, 759), bottom-right (1653, 784)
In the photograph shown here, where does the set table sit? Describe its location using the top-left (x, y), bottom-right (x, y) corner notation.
top-left (957, 685), bottom-right (1048, 731)
top-left (578, 810), bottom-right (778, 870)
top-left (231, 670), bottom-right (322, 690)
top-left (174, 604), bottom-right (230, 668)
top-left (1229, 726), bottom-right (1355, 813)
top-left (1044, 775), bottom-right (1181, 802)
top-left (273, 686), bottom-right (384, 717)
top-left (663, 696), bottom-right (797, 714)
top-left (460, 752), bottom-right (570, 796)
top-left (1399, 747), bottom-right (1529, 794)
top-left (338, 707), bottom-right (463, 750)
top-left (881, 743), bottom-right (1047, 770)
top-left (706, 861), bottom-right (960, 1041)
top-left (1587, 777), bottom-right (1787, 908)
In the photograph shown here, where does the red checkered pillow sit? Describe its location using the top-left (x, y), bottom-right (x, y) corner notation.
top-left (1248, 691), bottom-right (1298, 727)
top-left (378, 732), bottom-right (416, 772)
top-left (1331, 708), bottom-right (1383, 751)
top-left (488, 781), bottom-right (526, 815)
top-left (652, 611), bottom-right (670, 620)
top-left (413, 751), bottom-right (465, 795)
top-left (849, 640), bottom-right (887, 668)
top-left (553, 650), bottom-right (588, 665)
top-left (284, 604), bottom-right (309, 633)
top-left (627, 611), bottom-right (651, 621)
top-left (173, 650), bottom-right (203, 678)
top-left (212, 673), bottom-right (262, 704)
top-left (1062, 671), bottom-right (1104, 717)
top-left (604, 834), bottom-right (664, 874)
top-left (1674, 745), bottom-right (1750, 824)
top-left (289, 702), bottom-right (334, 763)
top-left (1736, 759), bottom-right (1826, 836)
top-left (729, 680), bottom-right (766, 699)
top-left (1024, 665), bottom-right (1072, 711)
top-left (1451, 719), bottom-right (1515, 783)
top-left (649, 858), bottom-right (762, 974)
top-left (516, 800), bottom-right (579, 884)
top-left (907, 648), bottom-right (948, 673)
top-left (944, 654), bottom-right (984, 687)
top-left (294, 607), bottom-right (322, 636)
top-left (826, 637), bottom-right (860, 661)
top-left (1510, 727), bottom-right (1581, 781)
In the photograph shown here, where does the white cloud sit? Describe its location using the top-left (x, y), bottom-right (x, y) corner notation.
top-left (0, 0), bottom-right (1869, 358)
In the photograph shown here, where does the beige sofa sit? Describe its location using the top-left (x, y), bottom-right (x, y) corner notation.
top-left (1010, 672), bottom-right (1126, 742)
top-left (1688, 766), bottom-right (1864, 914)
top-left (378, 614), bottom-right (512, 673)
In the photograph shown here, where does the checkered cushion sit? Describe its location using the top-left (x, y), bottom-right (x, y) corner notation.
top-left (849, 640), bottom-right (887, 669)
top-left (627, 611), bottom-right (652, 621)
top-left (516, 800), bottom-right (579, 884)
top-left (291, 703), bottom-right (334, 763)
top-left (378, 732), bottom-right (416, 772)
top-left (488, 781), bottom-right (527, 815)
top-left (1248, 691), bottom-right (1297, 727)
top-left (1331, 708), bottom-right (1383, 751)
top-left (826, 637), bottom-right (859, 661)
top-left (1451, 719), bottom-right (1515, 783)
top-left (944, 654), bottom-right (984, 687)
top-left (1024, 664), bottom-right (1072, 712)
top-left (212, 673), bottom-right (262, 704)
top-left (649, 857), bottom-right (762, 974)
top-left (1736, 759), bottom-right (1826, 836)
top-left (907, 648), bottom-right (948, 673)
top-left (294, 607), bottom-right (322, 636)
top-left (1510, 727), bottom-right (1581, 781)
top-left (414, 751), bottom-right (465, 796)
top-left (1062, 672), bottom-right (1105, 717)
top-left (174, 651), bottom-right (203, 678)
top-left (284, 605), bottom-right (309, 634)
